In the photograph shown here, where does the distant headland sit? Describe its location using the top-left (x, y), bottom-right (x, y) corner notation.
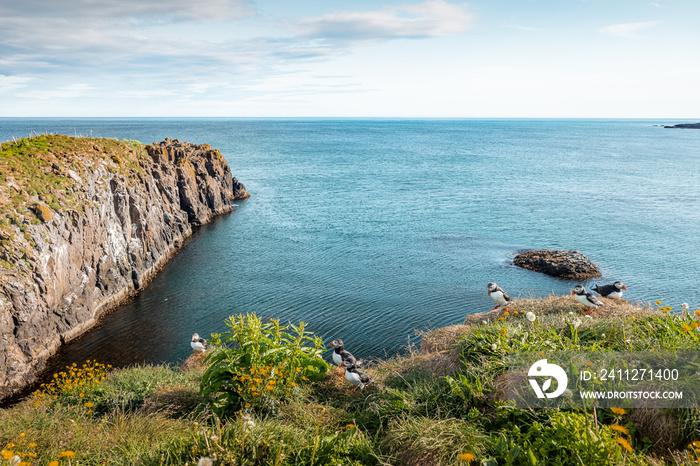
top-left (663, 122), bottom-right (700, 129)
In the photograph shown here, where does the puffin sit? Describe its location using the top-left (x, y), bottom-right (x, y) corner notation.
top-left (191, 333), bottom-right (208, 357)
top-left (342, 359), bottom-right (373, 394)
top-left (592, 281), bottom-right (626, 299)
top-left (571, 285), bottom-right (604, 314)
top-left (329, 339), bottom-right (357, 375)
top-left (487, 282), bottom-right (511, 311)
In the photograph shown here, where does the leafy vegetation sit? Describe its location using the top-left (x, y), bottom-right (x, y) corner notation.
top-left (200, 313), bottom-right (329, 417)
top-left (2, 300), bottom-right (700, 465)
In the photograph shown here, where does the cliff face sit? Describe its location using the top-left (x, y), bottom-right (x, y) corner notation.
top-left (0, 136), bottom-right (248, 401)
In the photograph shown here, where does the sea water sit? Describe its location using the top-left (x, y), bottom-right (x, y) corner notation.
top-left (1, 118), bottom-right (699, 368)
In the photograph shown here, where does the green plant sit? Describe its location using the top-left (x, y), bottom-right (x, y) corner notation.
top-left (486, 410), bottom-right (645, 465)
top-left (200, 314), bottom-right (329, 416)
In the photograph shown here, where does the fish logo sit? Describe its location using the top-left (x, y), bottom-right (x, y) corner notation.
top-left (528, 359), bottom-right (568, 399)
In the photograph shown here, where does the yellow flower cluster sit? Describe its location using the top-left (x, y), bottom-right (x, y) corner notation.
top-left (2, 432), bottom-right (78, 465)
top-left (687, 440), bottom-right (700, 462)
top-left (32, 360), bottom-right (110, 408)
top-left (610, 407), bottom-right (627, 416)
top-left (608, 408), bottom-right (634, 454)
top-left (458, 452), bottom-right (476, 463)
top-left (231, 360), bottom-right (305, 409)
top-left (1, 432), bottom-right (37, 466)
top-left (496, 310), bottom-right (520, 322)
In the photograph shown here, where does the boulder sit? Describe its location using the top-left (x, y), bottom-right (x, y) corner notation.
top-left (513, 250), bottom-right (601, 280)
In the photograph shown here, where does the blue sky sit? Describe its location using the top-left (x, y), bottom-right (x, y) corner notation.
top-left (1, 0), bottom-right (698, 117)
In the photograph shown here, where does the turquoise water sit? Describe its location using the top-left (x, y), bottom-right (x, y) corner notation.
top-left (1, 119), bottom-right (699, 369)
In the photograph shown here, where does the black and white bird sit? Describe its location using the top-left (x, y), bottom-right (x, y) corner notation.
top-left (329, 339), bottom-right (357, 375)
top-left (342, 360), bottom-right (373, 394)
top-left (571, 285), bottom-right (604, 314)
top-left (191, 333), bottom-right (207, 357)
top-left (487, 282), bottom-right (511, 311)
top-left (592, 281), bottom-right (626, 299)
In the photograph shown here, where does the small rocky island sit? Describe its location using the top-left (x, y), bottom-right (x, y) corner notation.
top-left (0, 135), bottom-right (248, 401)
top-left (513, 249), bottom-right (601, 279)
top-left (664, 122), bottom-right (700, 129)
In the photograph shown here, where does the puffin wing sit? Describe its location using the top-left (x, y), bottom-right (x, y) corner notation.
top-left (340, 349), bottom-right (356, 364)
top-left (358, 369), bottom-right (373, 384)
top-left (586, 292), bottom-right (604, 306)
top-left (500, 288), bottom-right (510, 302)
top-left (594, 284), bottom-right (614, 296)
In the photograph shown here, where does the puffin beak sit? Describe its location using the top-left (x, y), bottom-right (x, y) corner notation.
top-left (570, 290), bottom-right (575, 295)
top-left (328, 343), bottom-right (333, 347)
top-left (487, 291), bottom-right (491, 295)
top-left (622, 285), bottom-right (627, 290)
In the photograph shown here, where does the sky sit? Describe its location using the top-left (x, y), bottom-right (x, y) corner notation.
top-left (1, 0), bottom-right (699, 118)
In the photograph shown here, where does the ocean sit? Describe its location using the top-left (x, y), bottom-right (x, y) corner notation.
top-left (1, 118), bottom-right (699, 370)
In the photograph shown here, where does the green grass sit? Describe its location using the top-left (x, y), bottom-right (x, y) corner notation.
top-left (2, 299), bottom-right (700, 465)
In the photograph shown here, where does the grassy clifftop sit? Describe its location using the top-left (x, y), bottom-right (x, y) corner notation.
top-left (1, 296), bottom-right (699, 465)
top-left (0, 135), bottom-right (148, 271)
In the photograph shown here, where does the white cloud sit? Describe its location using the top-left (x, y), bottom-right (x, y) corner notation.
top-left (0, 0), bottom-right (254, 23)
top-left (293, 0), bottom-right (475, 43)
top-left (18, 83), bottom-right (95, 100)
top-left (0, 75), bottom-right (34, 94)
top-left (600, 21), bottom-right (659, 38)
top-left (502, 24), bottom-right (540, 31)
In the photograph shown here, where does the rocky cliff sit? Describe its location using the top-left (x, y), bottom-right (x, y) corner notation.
top-left (0, 135), bottom-right (249, 401)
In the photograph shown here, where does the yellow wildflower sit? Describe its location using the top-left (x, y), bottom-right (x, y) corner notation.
top-left (345, 423), bottom-right (356, 430)
top-left (500, 327), bottom-right (507, 336)
top-left (616, 437), bottom-right (634, 453)
top-left (695, 310), bottom-right (700, 317)
top-left (1, 450), bottom-right (14, 460)
top-left (503, 311), bottom-right (510, 316)
top-left (296, 367), bottom-right (302, 372)
top-left (458, 452), bottom-right (477, 463)
top-left (692, 322), bottom-right (698, 329)
top-left (19, 433), bottom-right (25, 438)
top-left (58, 450), bottom-right (76, 458)
top-left (610, 407), bottom-right (627, 416)
top-left (655, 300), bottom-right (662, 305)
top-left (244, 403), bottom-right (251, 408)
top-left (610, 424), bottom-right (629, 435)
top-left (28, 444), bottom-right (37, 448)
top-left (585, 361), bottom-right (594, 367)
top-left (694, 441), bottom-right (700, 448)
top-left (681, 325), bottom-right (691, 332)
top-left (84, 402), bottom-right (93, 408)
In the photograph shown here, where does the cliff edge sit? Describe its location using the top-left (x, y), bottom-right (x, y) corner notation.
top-left (0, 135), bottom-right (249, 401)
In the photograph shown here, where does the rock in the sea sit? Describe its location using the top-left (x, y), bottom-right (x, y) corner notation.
top-left (0, 135), bottom-right (249, 402)
top-left (513, 250), bottom-right (601, 280)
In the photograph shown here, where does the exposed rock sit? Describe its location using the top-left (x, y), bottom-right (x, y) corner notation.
top-left (513, 249), bottom-right (601, 280)
top-left (0, 136), bottom-right (249, 402)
